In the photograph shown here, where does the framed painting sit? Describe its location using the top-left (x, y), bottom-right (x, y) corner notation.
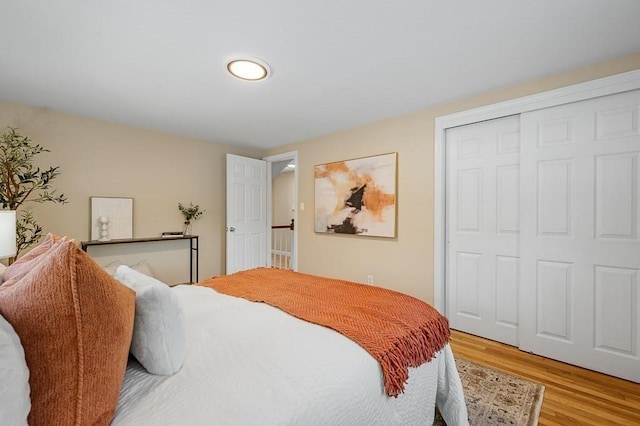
top-left (314, 152), bottom-right (397, 237)
top-left (90, 197), bottom-right (134, 240)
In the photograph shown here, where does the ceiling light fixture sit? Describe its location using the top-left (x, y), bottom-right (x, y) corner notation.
top-left (226, 57), bottom-right (270, 81)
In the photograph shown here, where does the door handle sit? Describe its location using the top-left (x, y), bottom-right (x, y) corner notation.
top-left (229, 227), bottom-right (236, 232)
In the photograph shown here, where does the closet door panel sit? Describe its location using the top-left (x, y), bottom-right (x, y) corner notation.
top-left (519, 89), bottom-right (640, 383)
top-left (446, 115), bottom-right (520, 346)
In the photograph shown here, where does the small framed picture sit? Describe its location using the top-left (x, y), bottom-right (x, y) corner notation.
top-left (90, 197), bottom-right (134, 240)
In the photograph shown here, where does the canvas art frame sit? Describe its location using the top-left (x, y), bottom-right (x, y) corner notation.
top-left (90, 197), bottom-right (134, 240)
top-left (314, 152), bottom-right (397, 238)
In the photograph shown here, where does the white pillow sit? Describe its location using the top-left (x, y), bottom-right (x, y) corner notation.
top-left (101, 260), bottom-right (121, 276)
top-left (130, 260), bottom-right (155, 278)
top-left (0, 313), bottom-right (30, 425)
top-left (113, 265), bottom-right (185, 375)
top-left (103, 260), bottom-right (155, 278)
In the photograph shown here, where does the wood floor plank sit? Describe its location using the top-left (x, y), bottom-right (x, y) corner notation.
top-left (448, 330), bottom-right (640, 425)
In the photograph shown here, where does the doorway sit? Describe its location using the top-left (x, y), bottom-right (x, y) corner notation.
top-left (225, 151), bottom-right (298, 274)
top-left (264, 151), bottom-right (298, 271)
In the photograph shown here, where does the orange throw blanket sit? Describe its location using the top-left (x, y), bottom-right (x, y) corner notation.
top-left (199, 268), bottom-right (450, 397)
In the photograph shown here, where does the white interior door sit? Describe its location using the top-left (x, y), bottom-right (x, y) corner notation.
top-left (445, 115), bottom-right (521, 346)
top-left (519, 89), bottom-right (640, 382)
top-left (226, 154), bottom-right (268, 274)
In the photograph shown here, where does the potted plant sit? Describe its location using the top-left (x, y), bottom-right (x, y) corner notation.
top-left (178, 202), bottom-right (205, 235)
top-left (0, 127), bottom-right (67, 263)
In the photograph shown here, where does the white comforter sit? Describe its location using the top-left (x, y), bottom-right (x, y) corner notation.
top-left (113, 285), bottom-right (468, 425)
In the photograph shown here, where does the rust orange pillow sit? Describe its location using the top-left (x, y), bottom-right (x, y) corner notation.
top-left (3, 233), bottom-right (63, 282)
top-left (0, 239), bottom-right (135, 425)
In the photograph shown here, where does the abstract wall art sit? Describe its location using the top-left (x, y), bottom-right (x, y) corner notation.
top-left (314, 152), bottom-right (397, 237)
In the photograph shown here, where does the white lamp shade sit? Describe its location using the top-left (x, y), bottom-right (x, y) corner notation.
top-left (0, 210), bottom-right (17, 258)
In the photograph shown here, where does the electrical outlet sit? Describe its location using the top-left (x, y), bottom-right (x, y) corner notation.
top-left (367, 275), bottom-right (374, 285)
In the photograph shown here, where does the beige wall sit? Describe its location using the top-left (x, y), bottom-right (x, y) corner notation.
top-left (0, 102), bottom-right (260, 281)
top-left (265, 52), bottom-right (640, 303)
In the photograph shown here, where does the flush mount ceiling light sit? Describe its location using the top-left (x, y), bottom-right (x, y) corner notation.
top-left (226, 57), bottom-right (270, 81)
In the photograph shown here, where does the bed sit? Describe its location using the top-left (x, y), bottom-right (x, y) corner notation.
top-left (0, 235), bottom-right (468, 425)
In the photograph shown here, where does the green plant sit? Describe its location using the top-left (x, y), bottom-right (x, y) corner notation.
top-left (0, 127), bottom-right (67, 262)
top-left (178, 202), bottom-right (205, 222)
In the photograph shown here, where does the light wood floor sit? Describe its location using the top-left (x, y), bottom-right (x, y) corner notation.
top-left (448, 330), bottom-right (640, 425)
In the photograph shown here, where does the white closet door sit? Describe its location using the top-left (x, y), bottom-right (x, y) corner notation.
top-left (519, 89), bottom-right (640, 382)
top-left (446, 115), bottom-right (521, 346)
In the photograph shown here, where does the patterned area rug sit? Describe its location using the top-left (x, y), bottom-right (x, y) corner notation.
top-left (434, 358), bottom-right (544, 425)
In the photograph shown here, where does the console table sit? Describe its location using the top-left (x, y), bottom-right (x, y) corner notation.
top-left (81, 235), bottom-right (199, 284)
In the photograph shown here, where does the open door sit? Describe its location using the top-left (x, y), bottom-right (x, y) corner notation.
top-left (225, 154), bottom-right (268, 274)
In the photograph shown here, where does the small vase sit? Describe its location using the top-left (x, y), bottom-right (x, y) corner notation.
top-left (98, 216), bottom-right (111, 241)
top-left (183, 221), bottom-right (192, 236)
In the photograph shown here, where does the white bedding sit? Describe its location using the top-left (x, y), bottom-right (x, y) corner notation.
top-left (113, 285), bottom-right (468, 425)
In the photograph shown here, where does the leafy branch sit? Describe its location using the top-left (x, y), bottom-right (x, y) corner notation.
top-left (0, 127), bottom-right (67, 261)
top-left (178, 202), bottom-right (205, 222)
top-left (15, 210), bottom-right (43, 255)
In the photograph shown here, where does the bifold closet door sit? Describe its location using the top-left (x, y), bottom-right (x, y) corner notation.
top-left (445, 115), bottom-right (521, 346)
top-left (519, 89), bottom-right (640, 382)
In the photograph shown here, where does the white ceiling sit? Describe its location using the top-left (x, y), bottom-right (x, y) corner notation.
top-left (2, 1), bottom-right (640, 150)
